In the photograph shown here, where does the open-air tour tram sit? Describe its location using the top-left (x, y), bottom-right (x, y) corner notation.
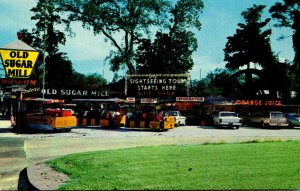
top-left (69, 98), bottom-right (175, 131)
top-left (11, 97), bottom-right (77, 133)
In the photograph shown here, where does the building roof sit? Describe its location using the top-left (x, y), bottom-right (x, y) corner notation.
top-left (204, 97), bottom-right (235, 105)
top-left (1, 39), bottom-right (37, 51)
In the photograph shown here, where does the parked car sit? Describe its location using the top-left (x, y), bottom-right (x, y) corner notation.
top-left (212, 111), bottom-right (242, 129)
top-left (285, 113), bottom-right (300, 128)
top-left (164, 111), bottom-right (186, 127)
top-left (245, 111), bottom-right (288, 127)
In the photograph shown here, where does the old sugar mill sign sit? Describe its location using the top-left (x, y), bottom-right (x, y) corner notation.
top-left (0, 39), bottom-right (39, 78)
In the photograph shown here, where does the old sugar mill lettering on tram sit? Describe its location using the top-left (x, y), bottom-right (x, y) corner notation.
top-left (2, 51), bottom-right (34, 78)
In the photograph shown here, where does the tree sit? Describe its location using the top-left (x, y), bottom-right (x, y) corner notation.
top-left (190, 79), bottom-right (206, 97)
top-left (270, 1), bottom-right (300, 102)
top-left (30, 0), bottom-right (69, 56)
top-left (59, 0), bottom-right (203, 75)
top-left (25, 0), bottom-right (75, 89)
top-left (136, 31), bottom-right (197, 74)
top-left (22, 0), bottom-right (108, 90)
top-left (224, 4), bottom-right (275, 97)
top-left (85, 73), bottom-right (107, 88)
top-left (45, 52), bottom-right (76, 89)
top-left (258, 59), bottom-right (292, 100)
top-left (270, 1), bottom-right (300, 72)
top-left (190, 68), bottom-right (232, 97)
top-left (205, 68), bottom-right (233, 97)
top-left (18, 29), bottom-right (44, 81)
top-left (136, 0), bottom-right (203, 74)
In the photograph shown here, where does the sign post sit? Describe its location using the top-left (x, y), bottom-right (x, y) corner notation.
top-left (0, 37), bottom-right (40, 108)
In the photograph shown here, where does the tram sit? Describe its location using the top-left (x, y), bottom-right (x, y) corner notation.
top-left (11, 97), bottom-right (77, 133)
top-left (69, 98), bottom-right (175, 131)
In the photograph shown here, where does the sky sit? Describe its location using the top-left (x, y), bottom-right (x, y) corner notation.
top-left (0, 0), bottom-right (294, 82)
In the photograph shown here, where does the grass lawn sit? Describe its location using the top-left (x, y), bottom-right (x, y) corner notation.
top-left (48, 141), bottom-right (300, 190)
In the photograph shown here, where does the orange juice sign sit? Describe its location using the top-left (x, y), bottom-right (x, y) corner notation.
top-left (235, 99), bottom-right (282, 106)
top-left (0, 49), bottom-right (39, 78)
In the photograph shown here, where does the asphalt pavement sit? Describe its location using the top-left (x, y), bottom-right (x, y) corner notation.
top-left (1, 120), bottom-right (300, 190)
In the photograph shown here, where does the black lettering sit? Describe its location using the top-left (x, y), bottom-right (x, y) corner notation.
top-left (23, 52), bottom-right (29, 58)
top-left (24, 70), bottom-right (29, 77)
top-left (27, 60), bottom-right (32, 68)
top-left (10, 60), bottom-right (16, 67)
top-left (7, 69), bottom-right (15, 77)
top-left (4, 60), bottom-right (9, 67)
top-left (9, 51), bottom-right (16, 58)
top-left (16, 60), bottom-right (21, 67)
top-left (16, 51), bottom-right (22, 58)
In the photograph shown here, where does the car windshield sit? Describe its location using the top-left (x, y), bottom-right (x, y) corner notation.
top-left (165, 111), bottom-right (178, 116)
top-left (287, 114), bottom-right (300, 119)
top-left (271, 112), bottom-right (284, 118)
top-left (220, 112), bottom-right (237, 117)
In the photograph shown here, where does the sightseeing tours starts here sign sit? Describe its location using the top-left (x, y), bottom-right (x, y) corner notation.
top-left (125, 74), bottom-right (191, 97)
top-left (0, 39), bottom-right (39, 78)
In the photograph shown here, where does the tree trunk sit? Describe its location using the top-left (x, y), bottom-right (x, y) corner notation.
top-left (293, 29), bottom-right (300, 73)
top-left (245, 63), bottom-right (254, 96)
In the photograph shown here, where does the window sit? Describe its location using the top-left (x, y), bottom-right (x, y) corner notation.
top-left (271, 112), bottom-right (284, 118)
top-left (220, 112), bottom-right (237, 117)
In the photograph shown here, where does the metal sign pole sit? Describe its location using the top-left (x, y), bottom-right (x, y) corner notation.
top-left (42, 0), bottom-right (48, 99)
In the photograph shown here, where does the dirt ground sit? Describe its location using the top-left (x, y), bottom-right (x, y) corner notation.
top-left (26, 162), bottom-right (69, 190)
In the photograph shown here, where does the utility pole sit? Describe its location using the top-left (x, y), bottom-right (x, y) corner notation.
top-left (42, 0), bottom-right (48, 99)
top-left (199, 68), bottom-right (202, 80)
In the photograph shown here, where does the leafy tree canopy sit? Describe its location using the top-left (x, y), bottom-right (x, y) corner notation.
top-left (20, 0), bottom-right (107, 90)
top-left (59, 0), bottom-right (203, 75)
top-left (223, 4), bottom-right (279, 97)
top-left (224, 4), bottom-right (273, 70)
top-left (136, 30), bottom-right (197, 74)
top-left (31, 0), bottom-right (69, 55)
top-left (190, 68), bottom-right (232, 97)
top-left (270, 0), bottom-right (300, 72)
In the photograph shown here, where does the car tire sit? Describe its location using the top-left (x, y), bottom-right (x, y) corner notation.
top-left (288, 123), bottom-right (294, 129)
top-left (235, 126), bottom-right (240, 129)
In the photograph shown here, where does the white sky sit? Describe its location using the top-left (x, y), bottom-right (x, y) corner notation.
top-left (0, 0), bottom-right (294, 82)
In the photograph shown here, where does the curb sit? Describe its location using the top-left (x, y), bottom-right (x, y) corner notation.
top-left (26, 162), bottom-right (69, 190)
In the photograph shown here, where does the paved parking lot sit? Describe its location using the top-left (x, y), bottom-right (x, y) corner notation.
top-left (1, 119), bottom-right (300, 190)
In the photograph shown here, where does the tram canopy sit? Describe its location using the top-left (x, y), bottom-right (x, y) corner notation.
top-left (20, 97), bottom-right (65, 104)
top-left (70, 98), bottom-right (125, 103)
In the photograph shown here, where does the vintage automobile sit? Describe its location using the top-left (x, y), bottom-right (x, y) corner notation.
top-left (164, 110), bottom-right (186, 127)
top-left (285, 113), bottom-right (300, 128)
top-left (245, 111), bottom-right (288, 128)
top-left (212, 111), bottom-right (242, 129)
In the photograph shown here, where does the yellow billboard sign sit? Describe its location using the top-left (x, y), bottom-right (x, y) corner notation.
top-left (0, 49), bottom-right (39, 78)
